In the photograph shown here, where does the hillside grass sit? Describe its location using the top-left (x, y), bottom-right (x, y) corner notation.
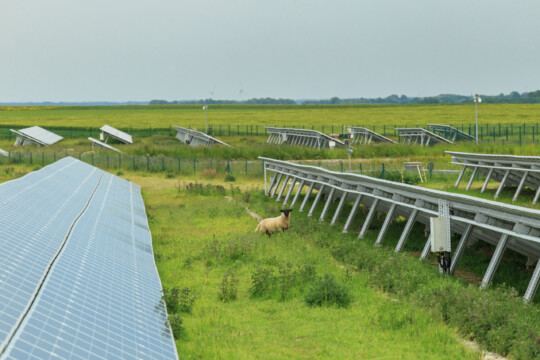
top-left (1, 103), bottom-right (540, 130)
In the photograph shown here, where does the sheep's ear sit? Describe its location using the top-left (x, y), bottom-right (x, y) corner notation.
top-left (288, 209), bottom-right (293, 212)
top-left (280, 209), bottom-right (285, 213)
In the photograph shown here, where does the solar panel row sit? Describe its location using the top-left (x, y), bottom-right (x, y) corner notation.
top-left (0, 158), bottom-right (177, 360)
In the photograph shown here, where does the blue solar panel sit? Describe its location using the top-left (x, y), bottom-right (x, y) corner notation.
top-left (0, 158), bottom-right (178, 359)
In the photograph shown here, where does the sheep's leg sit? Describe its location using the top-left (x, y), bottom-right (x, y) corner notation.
top-left (266, 230), bottom-right (271, 237)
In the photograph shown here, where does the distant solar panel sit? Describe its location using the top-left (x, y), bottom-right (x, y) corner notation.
top-left (396, 128), bottom-right (453, 146)
top-left (0, 158), bottom-right (178, 359)
top-left (174, 125), bottom-right (231, 147)
top-left (100, 125), bottom-right (133, 144)
top-left (10, 126), bottom-right (63, 146)
top-left (88, 137), bottom-right (122, 153)
top-left (0, 148), bottom-right (8, 157)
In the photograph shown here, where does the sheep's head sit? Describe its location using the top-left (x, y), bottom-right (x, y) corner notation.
top-left (280, 209), bottom-right (293, 218)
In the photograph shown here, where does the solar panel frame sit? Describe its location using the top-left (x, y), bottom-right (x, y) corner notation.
top-left (88, 137), bottom-right (122, 153)
top-left (0, 149), bottom-right (8, 157)
top-left (100, 125), bottom-right (133, 144)
top-left (349, 126), bottom-right (396, 144)
top-left (264, 126), bottom-right (346, 148)
top-left (428, 124), bottom-right (475, 141)
top-left (0, 158), bottom-right (178, 359)
top-left (260, 156), bottom-right (540, 301)
top-left (173, 125), bottom-right (231, 147)
top-left (10, 127), bottom-right (63, 147)
top-left (396, 127), bottom-right (453, 146)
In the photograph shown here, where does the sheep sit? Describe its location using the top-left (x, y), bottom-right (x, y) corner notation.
top-left (255, 209), bottom-right (293, 237)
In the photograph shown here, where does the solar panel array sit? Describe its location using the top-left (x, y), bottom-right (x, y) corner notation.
top-left (265, 127), bottom-right (345, 149)
top-left (10, 126), bottom-right (63, 147)
top-left (100, 125), bottom-right (133, 144)
top-left (396, 128), bottom-right (453, 146)
top-left (88, 137), bottom-right (122, 153)
top-left (349, 126), bottom-right (396, 144)
top-left (261, 156), bottom-right (540, 302)
top-left (428, 124), bottom-right (475, 142)
top-left (0, 158), bottom-right (178, 359)
top-left (173, 125), bottom-right (231, 148)
top-left (448, 151), bottom-right (540, 204)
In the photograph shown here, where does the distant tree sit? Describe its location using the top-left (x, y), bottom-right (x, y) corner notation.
top-left (330, 96), bottom-right (340, 104)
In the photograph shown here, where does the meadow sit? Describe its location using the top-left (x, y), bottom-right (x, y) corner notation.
top-left (1, 103), bottom-right (540, 358)
top-left (1, 103), bottom-right (540, 131)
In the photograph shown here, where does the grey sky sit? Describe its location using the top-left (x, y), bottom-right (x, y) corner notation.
top-left (1, 0), bottom-right (539, 102)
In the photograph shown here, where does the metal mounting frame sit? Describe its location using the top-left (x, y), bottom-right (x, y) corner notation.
top-left (264, 127), bottom-right (345, 149)
top-left (349, 126), bottom-right (396, 144)
top-left (428, 124), bottom-right (475, 142)
top-left (261, 156), bottom-right (540, 302)
top-left (173, 125), bottom-right (231, 148)
top-left (396, 128), bottom-right (453, 146)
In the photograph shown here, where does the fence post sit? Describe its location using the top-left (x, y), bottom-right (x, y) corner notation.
top-left (162, 157), bottom-right (165, 172)
top-left (42, 152), bottom-right (45, 165)
top-left (519, 128), bottom-right (522, 146)
top-left (227, 159), bottom-right (231, 173)
top-left (107, 154), bottom-right (110, 168)
top-left (360, 163), bottom-right (363, 174)
top-left (119, 154), bottom-right (122, 168)
top-left (147, 156), bottom-right (150, 171)
top-left (178, 157), bottom-right (181, 171)
top-left (381, 164), bottom-right (385, 179)
top-left (246, 159), bottom-right (248, 175)
top-left (193, 158), bottom-right (196, 174)
top-left (29, 152), bottom-right (32, 165)
top-left (506, 127), bottom-right (509, 141)
top-left (340, 161), bottom-right (343, 173)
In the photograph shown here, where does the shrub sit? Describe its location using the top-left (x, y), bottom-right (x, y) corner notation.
top-left (305, 273), bottom-right (352, 308)
top-left (224, 173), bottom-right (236, 182)
top-left (165, 172), bottom-right (175, 179)
top-left (249, 265), bottom-right (275, 297)
top-left (116, 170), bottom-right (124, 176)
top-left (219, 270), bottom-right (239, 302)
top-left (162, 287), bottom-right (180, 313)
top-left (167, 313), bottom-right (183, 338)
top-left (178, 287), bottom-right (198, 313)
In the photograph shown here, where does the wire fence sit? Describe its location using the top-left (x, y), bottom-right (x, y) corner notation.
top-left (1, 122), bottom-right (540, 145)
top-left (0, 150), bottom-right (451, 184)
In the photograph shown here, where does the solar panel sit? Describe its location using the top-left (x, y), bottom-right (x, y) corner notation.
top-left (447, 151), bottom-right (540, 203)
top-left (10, 126), bottom-right (63, 146)
top-left (88, 137), bottom-right (122, 153)
top-left (265, 127), bottom-right (345, 149)
top-left (0, 158), bottom-right (178, 359)
top-left (428, 124), bottom-right (475, 142)
top-left (0, 148), bottom-right (8, 157)
top-left (173, 125), bottom-right (231, 148)
top-left (100, 125), bottom-right (133, 144)
top-left (396, 128), bottom-right (453, 146)
top-left (261, 156), bottom-right (540, 302)
top-left (349, 127), bottom-right (396, 144)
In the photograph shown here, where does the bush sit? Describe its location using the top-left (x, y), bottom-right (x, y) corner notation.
top-left (219, 270), bottom-right (239, 302)
top-left (224, 173), bottom-right (236, 182)
top-left (179, 287), bottom-right (198, 313)
top-left (305, 273), bottom-right (352, 308)
top-left (162, 287), bottom-right (180, 313)
top-left (116, 170), bottom-right (124, 176)
top-left (168, 313), bottom-right (183, 338)
top-left (165, 172), bottom-right (175, 179)
top-left (250, 265), bottom-right (275, 297)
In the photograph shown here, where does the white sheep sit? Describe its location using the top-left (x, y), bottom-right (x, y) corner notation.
top-left (255, 209), bottom-right (293, 237)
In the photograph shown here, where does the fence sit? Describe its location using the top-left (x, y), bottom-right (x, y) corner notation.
top-left (0, 151), bottom-right (448, 183)
top-left (1, 122), bottom-right (540, 145)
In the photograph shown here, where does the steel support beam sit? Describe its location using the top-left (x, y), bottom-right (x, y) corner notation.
top-left (494, 170), bottom-right (510, 199)
top-left (319, 187), bottom-right (336, 221)
top-left (270, 173), bottom-right (283, 197)
top-left (359, 198), bottom-right (379, 239)
top-left (480, 234), bottom-right (509, 289)
top-left (481, 168), bottom-right (494, 193)
top-left (276, 175), bottom-right (290, 202)
top-left (394, 209), bottom-right (418, 253)
top-left (455, 166), bottom-right (467, 188)
top-left (308, 185), bottom-right (325, 217)
top-left (466, 166), bottom-right (478, 191)
top-left (449, 224), bottom-right (474, 274)
top-left (420, 233), bottom-right (433, 260)
top-left (513, 171), bottom-right (529, 202)
top-left (299, 182), bottom-right (314, 212)
top-left (331, 191), bottom-right (348, 226)
top-left (282, 178), bottom-right (297, 205)
top-left (375, 203), bottom-right (397, 246)
top-left (524, 259), bottom-right (540, 303)
top-left (343, 194), bottom-right (362, 233)
top-left (290, 180), bottom-right (305, 208)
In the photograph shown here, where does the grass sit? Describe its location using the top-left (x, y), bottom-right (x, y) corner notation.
top-left (1, 103), bottom-right (540, 130)
top-left (141, 178), bottom-right (479, 359)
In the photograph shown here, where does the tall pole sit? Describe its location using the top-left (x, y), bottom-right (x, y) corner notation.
top-left (475, 100), bottom-right (478, 144)
top-left (203, 105), bottom-right (208, 133)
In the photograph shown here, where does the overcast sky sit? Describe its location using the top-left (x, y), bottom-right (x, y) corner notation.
top-left (1, 0), bottom-right (539, 102)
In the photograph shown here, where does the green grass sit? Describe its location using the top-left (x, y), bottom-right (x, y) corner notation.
top-left (143, 178), bottom-right (479, 359)
top-left (1, 103), bottom-right (540, 130)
